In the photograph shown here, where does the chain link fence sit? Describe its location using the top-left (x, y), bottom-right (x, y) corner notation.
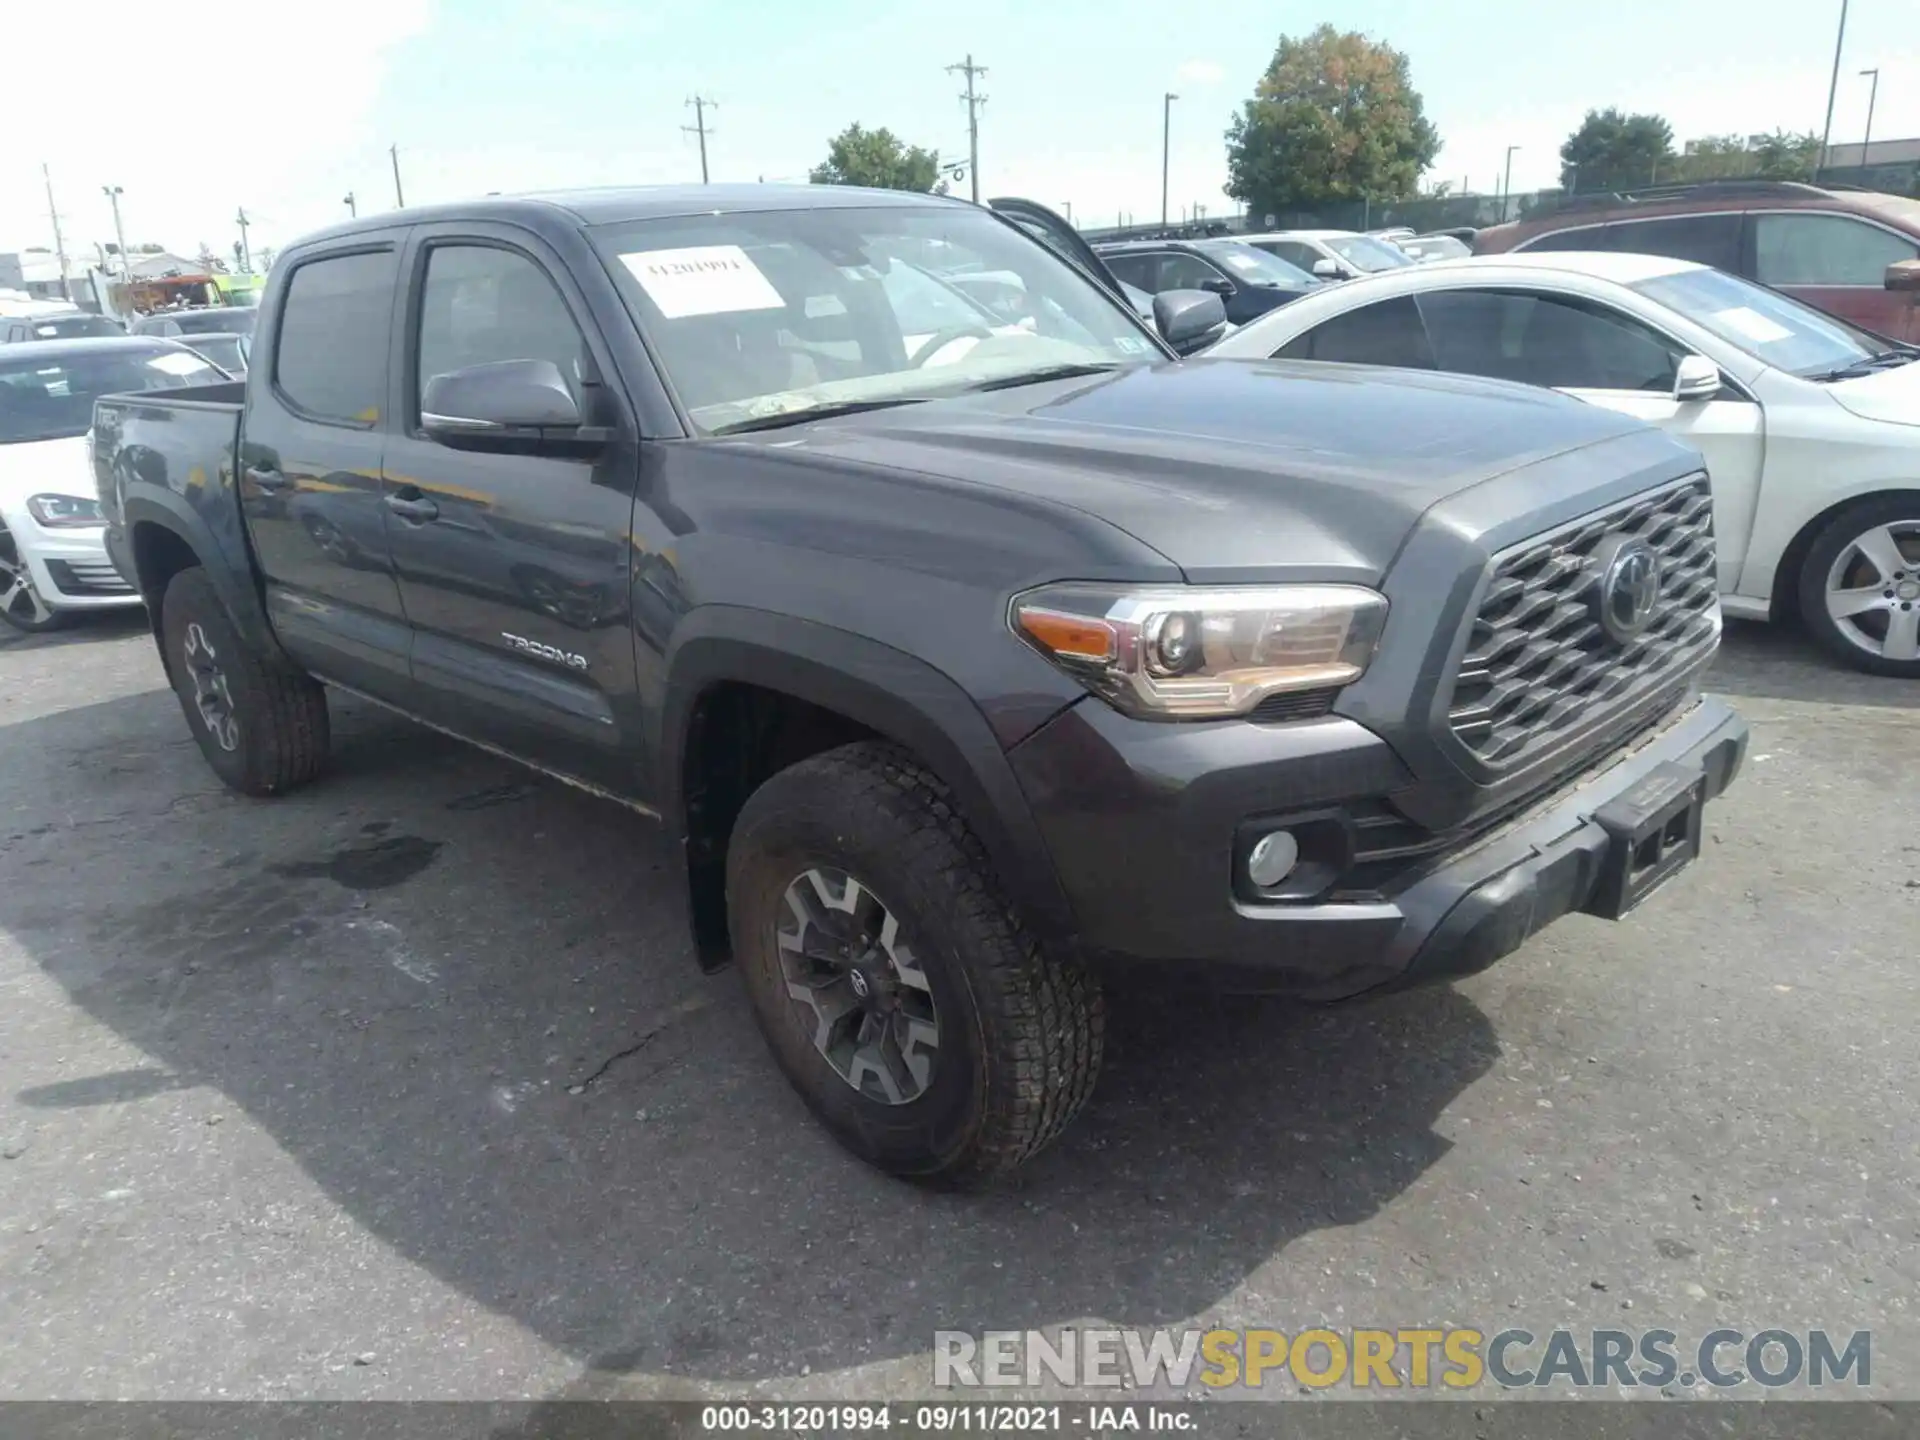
top-left (1078, 159), bottom-right (1920, 244)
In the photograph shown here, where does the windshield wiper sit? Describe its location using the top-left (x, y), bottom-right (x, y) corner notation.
top-left (965, 362), bottom-right (1124, 393)
top-left (1814, 349), bottom-right (1918, 382)
top-left (708, 396), bottom-right (931, 436)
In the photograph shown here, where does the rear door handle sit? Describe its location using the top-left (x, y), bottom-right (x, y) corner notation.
top-left (244, 465), bottom-right (289, 492)
top-left (386, 492), bottom-right (440, 523)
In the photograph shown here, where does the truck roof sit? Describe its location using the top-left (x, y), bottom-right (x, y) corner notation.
top-left (293, 183), bottom-right (957, 247)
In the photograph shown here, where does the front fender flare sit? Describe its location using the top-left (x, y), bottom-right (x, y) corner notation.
top-left (660, 605), bottom-right (1077, 966)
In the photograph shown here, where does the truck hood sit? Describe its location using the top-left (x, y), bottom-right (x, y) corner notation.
top-left (735, 358), bottom-right (1670, 582)
top-left (0, 435), bottom-right (92, 515)
top-left (1827, 358), bottom-right (1920, 428)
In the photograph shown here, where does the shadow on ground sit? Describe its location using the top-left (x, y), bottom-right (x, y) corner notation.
top-left (1707, 618), bottom-right (1920, 709)
top-left (0, 608), bottom-right (149, 654)
top-left (1, 681), bottom-right (1499, 1385)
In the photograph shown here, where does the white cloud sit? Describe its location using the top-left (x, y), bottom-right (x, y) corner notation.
top-left (0, 0), bottom-right (434, 264)
top-left (1175, 60), bottom-right (1225, 87)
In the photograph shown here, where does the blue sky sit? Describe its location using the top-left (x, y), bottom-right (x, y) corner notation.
top-left (3, 0), bottom-right (1915, 261)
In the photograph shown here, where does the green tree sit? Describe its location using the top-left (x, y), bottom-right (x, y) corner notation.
top-left (810, 123), bottom-right (943, 192)
top-left (1752, 129), bottom-right (1821, 180)
top-left (1224, 26), bottom-right (1439, 216)
top-left (1559, 108), bottom-right (1674, 192)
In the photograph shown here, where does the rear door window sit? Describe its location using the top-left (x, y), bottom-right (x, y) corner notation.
top-left (1754, 213), bottom-right (1919, 286)
top-left (1606, 214), bottom-right (1742, 271)
top-left (1420, 288), bottom-right (1679, 391)
top-left (273, 249), bottom-right (399, 425)
top-left (1278, 295), bottom-right (1435, 368)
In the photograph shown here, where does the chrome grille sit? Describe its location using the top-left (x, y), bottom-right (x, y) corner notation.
top-left (1447, 475), bottom-right (1718, 768)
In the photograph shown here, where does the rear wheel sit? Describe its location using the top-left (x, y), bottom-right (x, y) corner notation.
top-left (1798, 498), bottom-right (1920, 677)
top-left (726, 741), bottom-right (1104, 1186)
top-left (160, 566), bottom-right (330, 794)
top-left (0, 520), bottom-right (65, 633)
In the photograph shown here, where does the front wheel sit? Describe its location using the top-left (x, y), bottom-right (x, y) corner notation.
top-left (0, 520), bottom-right (65, 633)
top-left (160, 566), bottom-right (331, 794)
top-left (1797, 498), bottom-right (1920, 677)
top-left (726, 742), bottom-right (1104, 1186)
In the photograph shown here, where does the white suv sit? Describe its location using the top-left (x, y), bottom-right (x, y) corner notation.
top-left (1208, 250), bottom-right (1920, 675)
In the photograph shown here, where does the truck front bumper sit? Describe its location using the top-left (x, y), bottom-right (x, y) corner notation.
top-left (1007, 694), bottom-right (1747, 999)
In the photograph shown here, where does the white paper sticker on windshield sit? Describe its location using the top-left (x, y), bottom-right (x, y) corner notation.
top-left (149, 351), bottom-right (211, 375)
top-left (1712, 306), bottom-right (1793, 346)
top-left (620, 245), bottom-right (785, 319)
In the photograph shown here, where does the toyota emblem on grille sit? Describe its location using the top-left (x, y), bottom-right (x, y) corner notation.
top-left (1593, 537), bottom-right (1663, 644)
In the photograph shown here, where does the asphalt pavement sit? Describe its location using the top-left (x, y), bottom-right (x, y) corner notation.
top-left (0, 610), bottom-right (1914, 1405)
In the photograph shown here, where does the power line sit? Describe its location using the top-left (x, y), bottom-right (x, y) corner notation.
top-left (684, 96), bottom-right (717, 183)
top-left (946, 54), bottom-right (987, 203)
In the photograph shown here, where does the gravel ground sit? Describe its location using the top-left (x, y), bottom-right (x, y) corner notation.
top-left (0, 611), bottom-right (1913, 1406)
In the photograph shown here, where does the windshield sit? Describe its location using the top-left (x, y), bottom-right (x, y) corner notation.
top-left (1399, 235), bottom-right (1471, 262)
top-left (0, 347), bottom-right (223, 443)
top-left (185, 333), bottom-right (247, 372)
top-left (593, 204), bottom-right (1160, 434)
top-left (1196, 242), bottom-right (1317, 287)
top-left (23, 314), bottom-right (123, 340)
top-left (1631, 267), bottom-right (1892, 378)
top-left (1325, 234), bottom-right (1417, 271)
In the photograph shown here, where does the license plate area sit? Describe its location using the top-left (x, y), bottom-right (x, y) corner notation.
top-left (1582, 761), bottom-right (1705, 920)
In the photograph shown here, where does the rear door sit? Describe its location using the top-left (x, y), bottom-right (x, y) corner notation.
top-left (380, 223), bottom-right (643, 793)
top-left (238, 237), bottom-right (413, 695)
top-left (1416, 286), bottom-right (1764, 589)
top-left (1752, 211), bottom-right (1920, 341)
top-left (986, 198), bottom-right (1131, 303)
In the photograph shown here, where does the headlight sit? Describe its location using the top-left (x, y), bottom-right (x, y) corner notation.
top-left (26, 494), bottom-right (107, 529)
top-left (1012, 583), bottom-right (1388, 720)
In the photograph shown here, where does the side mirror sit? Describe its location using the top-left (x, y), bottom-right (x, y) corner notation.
top-left (1311, 258), bottom-right (1344, 280)
top-left (1886, 259), bottom-right (1920, 292)
top-left (1153, 289), bottom-right (1228, 350)
top-left (1199, 276), bottom-right (1237, 296)
top-left (1673, 354), bottom-right (1722, 402)
top-left (421, 359), bottom-right (589, 451)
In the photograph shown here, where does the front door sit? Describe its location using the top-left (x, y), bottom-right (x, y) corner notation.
top-left (237, 240), bottom-right (413, 694)
top-left (380, 227), bottom-right (643, 794)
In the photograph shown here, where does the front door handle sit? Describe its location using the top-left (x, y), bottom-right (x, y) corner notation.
top-left (244, 465), bottom-right (289, 492)
top-left (386, 492), bottom-right (440, 523)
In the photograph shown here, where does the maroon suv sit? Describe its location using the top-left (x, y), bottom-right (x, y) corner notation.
top-left (1475, 180), bottom-right (1920, 340)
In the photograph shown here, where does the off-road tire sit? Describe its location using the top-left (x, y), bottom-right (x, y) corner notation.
top-left (160, 566), bottom-right (330, 795)
top-left (726, 741), bottom-right (1104, 1186)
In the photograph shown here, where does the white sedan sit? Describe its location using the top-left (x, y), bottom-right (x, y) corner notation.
top-left (1, 337), bottom-right (225, 631)
top-left (1208, 251), bottom-right (1920, 676)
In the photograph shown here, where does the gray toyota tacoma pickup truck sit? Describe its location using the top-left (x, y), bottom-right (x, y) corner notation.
top-left (93, 185), bottom-right (1747, 1184)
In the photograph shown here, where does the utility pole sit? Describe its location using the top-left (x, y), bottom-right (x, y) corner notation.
top-left (390, 144), bottom-right (406, 207)
top-left (947, 55), bottom-right (988, 203)
top-left (1818, 0), bottom-right (1850, 177)
top-left (684, 96), bottom-right (716, 183)
top-left (343, 191), bottom-right (358, 217)
top-left (1858, 67), bottom-right (1880, 168)
top-left (42, 163), bottom-right (73, 302)
top-left (101, 186), bottom-right (129, 278)
top-left (1502, 145), bottom-right (1521, 222)
top-left (1061, 200), bottom-right (1072, 226)
top-left (1161, 92), bottom-right (1178, 227)
top-left (235, 207), bottom-right (252, 274)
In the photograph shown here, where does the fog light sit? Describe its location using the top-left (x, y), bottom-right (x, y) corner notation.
top-left (1245, 830), bottom-right (1300, 888)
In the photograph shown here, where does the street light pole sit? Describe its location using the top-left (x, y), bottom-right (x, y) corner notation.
top-left (1161, 92), bottom-right (1178, 228)
top-left (1818, 0), bottom-right (1850, 177)
top-left (101, 186), bottom-right (129, 277)
top-left (1502, 146), bottom-right (1521, 222)
top-left (1858, 67), bottom-right (1880, 168)
top-left (344, 191), bottom-right (358, 217)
